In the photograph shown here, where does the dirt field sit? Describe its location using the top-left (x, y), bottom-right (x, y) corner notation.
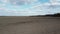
top-left (0, 16), bottom-right (60, 34)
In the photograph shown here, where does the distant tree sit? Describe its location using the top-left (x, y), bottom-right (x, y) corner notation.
top-left (45, 13), bottom-right (60, 17)
top-left (54, 13), bottom-right (60, 17)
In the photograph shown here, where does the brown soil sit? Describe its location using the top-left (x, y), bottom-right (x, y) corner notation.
top-left (0, 16), bottom-right (60, 34)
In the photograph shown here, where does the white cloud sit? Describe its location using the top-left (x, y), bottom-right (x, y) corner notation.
top-left (0, 0), bottom-right (60, 16)
top-left (50, 0), bottom-right (60, 5)
top-left (8, 0), bottom-right (38, 5)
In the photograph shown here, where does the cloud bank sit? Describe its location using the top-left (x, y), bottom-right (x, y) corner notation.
top-left (0, 0), bottom-right (60, 16)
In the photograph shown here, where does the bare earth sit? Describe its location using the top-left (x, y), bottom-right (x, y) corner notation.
top-left (0, 16), bottom-right (60, 34)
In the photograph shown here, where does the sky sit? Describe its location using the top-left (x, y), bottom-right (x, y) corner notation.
top-left (0, 0), bottom-right (60, 16)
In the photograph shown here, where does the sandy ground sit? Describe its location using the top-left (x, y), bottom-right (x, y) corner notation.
top-left (0, 16), bottom-right (60, 34)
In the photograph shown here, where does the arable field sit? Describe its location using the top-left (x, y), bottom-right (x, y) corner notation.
top-left (0, 16), bottom-right (60, 34)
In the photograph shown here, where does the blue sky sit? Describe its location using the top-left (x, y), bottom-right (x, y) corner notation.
top-left (0, 0), bottom-right (60, 16)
